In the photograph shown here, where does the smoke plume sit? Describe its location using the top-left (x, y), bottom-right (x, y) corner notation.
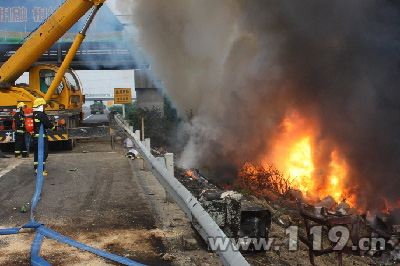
top-left (117, 0), bottom-right (400, 210)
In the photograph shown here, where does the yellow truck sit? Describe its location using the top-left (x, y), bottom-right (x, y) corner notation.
top-left (0, 0), bottom-right (109, 150)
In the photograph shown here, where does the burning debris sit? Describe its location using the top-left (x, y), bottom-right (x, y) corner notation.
top-left (177, 168), bottom-right (215, 195)
top-left (199, 189), bottom-right (242, 239)
top-left (235, 162), bottom-right (293, 198)
top-left (176, 167), bottom-right (272, 253)
top-left (221, 160), bottom-right (400, 263)
top-left (298, 199), bottom-right (400, 265)
top-left (185, 170), bottom-right (198, 180)
top-left (152, 147), bottom-right (169, 156)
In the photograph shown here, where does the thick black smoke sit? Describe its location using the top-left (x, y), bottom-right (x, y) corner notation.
top-left (118, 0), bottom-right (400, 210)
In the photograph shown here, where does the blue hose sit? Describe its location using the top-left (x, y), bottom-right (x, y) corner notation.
top-left (31, 124), bottom-right (44, 222)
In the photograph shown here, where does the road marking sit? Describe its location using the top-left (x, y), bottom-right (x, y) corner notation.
top-left (0, 160), bottom-right (23, 180)
top-left (84, 114), bottom-right (93, 121)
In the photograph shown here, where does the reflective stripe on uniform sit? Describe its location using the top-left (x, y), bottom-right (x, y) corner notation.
top-left (15, 151), bottom-right (21, 153)
top-left (34, 119), bottom-right (40, 122)
top-left (34, 134), bottom-right (47, 137)
top-left (16, 130), bottom-right (25, 133)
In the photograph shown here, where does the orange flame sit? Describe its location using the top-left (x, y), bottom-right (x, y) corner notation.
top-left (382, 198), bottom-right (400, 214)
top-left (263, 111), bottom-right (355, 207)
top-left (222, 184), bottom-right (232, 190)
top-left (185, 170), bottom-right (198, 179)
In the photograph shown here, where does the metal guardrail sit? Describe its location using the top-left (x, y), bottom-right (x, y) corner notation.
top-left (114, 114), bottom-right (250, 266)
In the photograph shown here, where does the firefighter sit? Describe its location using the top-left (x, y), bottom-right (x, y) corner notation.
top-left (32, 98), bottom-right (55, 176)
top-left (13, 102), bottom-right (28, 158)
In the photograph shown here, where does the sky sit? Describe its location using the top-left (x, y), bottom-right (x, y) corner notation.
top-left (77, 1), bottom-right (136, 97)
top-left (16, 69), bottom-right (135, 96)
top-left (107, 0), bottom-right (118, 13)
top-left (16, 0), bottom-right (137, 98)
top-left (79, 0), bottom-right (136, 97)
top-left (77, 70), bottom-right (135, 96)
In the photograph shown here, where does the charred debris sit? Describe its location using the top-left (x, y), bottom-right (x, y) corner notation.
top-left (151, 146), bottom-right (400, 264)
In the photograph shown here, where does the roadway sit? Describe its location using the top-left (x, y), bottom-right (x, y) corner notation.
top-left (83, 113), bottom-right (109, 123)
top-left (0, 132), bottom-right (224, 265)
top-left (82, 106), bottom-right (109, 124)
top-left (0, 139), bottom-right (172, 265)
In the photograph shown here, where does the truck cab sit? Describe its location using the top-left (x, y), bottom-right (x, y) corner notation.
top-left (28, 65), bottom-right (84, 111)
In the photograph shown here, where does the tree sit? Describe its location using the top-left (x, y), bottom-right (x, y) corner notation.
top-left (108, 105), bottom-right (122, 114)
top-left (125, 98), bottom-right (179, 148)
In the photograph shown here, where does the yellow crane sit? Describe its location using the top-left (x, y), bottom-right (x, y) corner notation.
top-left (0, 0), bottom-right (107, 150)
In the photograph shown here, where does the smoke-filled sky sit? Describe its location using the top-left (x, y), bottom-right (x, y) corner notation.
top-left (117, 0), bottom-right (400, 210)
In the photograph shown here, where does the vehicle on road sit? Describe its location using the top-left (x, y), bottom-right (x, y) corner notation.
top-left (90, 100), bottom-right (106, 114)
top-left (0, 0), bottom-right (108, 151)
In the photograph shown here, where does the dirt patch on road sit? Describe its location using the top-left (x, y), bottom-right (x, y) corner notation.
top-left (0, 221), bottom-right (170, 266)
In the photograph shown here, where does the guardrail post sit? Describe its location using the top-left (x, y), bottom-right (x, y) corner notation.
top-left (111, 135), bottom-right (115, 150)
top-left (164, 153), bottom-right (174, 175)
top-left (142, 138), bottom-right (151, 171)
top-left (144, 138), bottom-right (151, 150)
top-left (135, 130), bottom-right (140, 141)
top-left (164, 153), bottom-right (174, 203)
top-left (110, 128), bottom-right (115, 150)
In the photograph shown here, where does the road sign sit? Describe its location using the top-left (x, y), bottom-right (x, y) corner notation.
top-left (114, 88), bottom-right (132, 104)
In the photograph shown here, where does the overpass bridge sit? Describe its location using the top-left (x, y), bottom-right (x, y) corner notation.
top-left (0, 1), bottom-right (150, 71)
top-left (84, 94), bottom-right (136, 102)
top-left (0, 41), bottom-right (149, 71)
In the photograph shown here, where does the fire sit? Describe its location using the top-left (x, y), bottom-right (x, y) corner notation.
top-left (185, 170), bottom-right (198, 179)
top-left (284, 136), bottom-right (315, 192)
top-left (321, 149), bottom-right (348, 202)
top-left (236, 110), bottom-right (398, 212)
top-left (382, 198), bottom-right (400, 214)
top-left (264, 111), bottom-right (354, 206)
top-left (222, 184), bottom-right (232, 190)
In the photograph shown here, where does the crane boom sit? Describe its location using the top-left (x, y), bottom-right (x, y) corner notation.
top-left (0, 0), bottom-right (106, 85)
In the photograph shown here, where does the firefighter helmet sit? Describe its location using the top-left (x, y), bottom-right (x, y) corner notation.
top-left (33, 98), bottom-right (46, 108)
top-left (17, 102), bottom-right (26, 109)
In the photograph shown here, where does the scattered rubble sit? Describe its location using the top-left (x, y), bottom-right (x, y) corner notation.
top-left (173, 166), bottom-right (400, 265)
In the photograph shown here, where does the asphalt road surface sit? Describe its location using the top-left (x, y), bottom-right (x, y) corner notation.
top-left (83, 112), bottom-right (109, 124)
top-left (0, 139), bottom-right (172, 266)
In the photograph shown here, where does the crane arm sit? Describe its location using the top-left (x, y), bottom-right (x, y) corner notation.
top-left (44, 5), bottom-right (102, 103)
top-left (0, 0), bottom-right (106, 85)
